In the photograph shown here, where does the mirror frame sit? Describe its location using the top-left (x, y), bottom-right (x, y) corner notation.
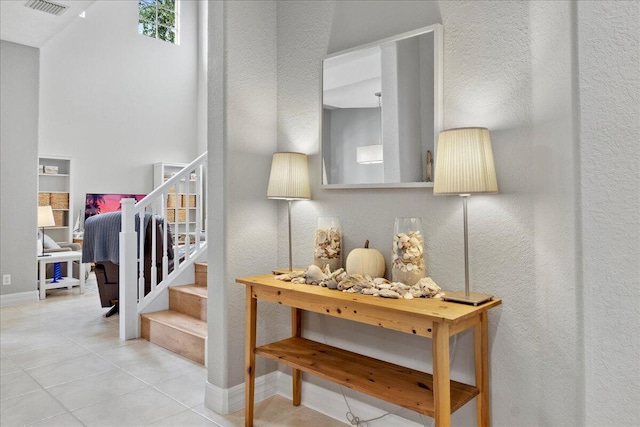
top-left (320, 24), bottom-right (443, 189)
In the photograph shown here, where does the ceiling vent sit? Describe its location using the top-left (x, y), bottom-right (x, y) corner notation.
top-left (25, 0), bottom-right (69, 16)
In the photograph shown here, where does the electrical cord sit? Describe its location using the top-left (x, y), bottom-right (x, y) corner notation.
top-left (317, 316), bottom-right (459, 427)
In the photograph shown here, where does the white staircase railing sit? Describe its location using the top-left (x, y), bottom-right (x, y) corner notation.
top-left (119, 152), bottom-right (207, 340)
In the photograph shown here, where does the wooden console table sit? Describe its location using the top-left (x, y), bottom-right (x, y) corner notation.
top-left (236, 274), bottom-right (501, 427)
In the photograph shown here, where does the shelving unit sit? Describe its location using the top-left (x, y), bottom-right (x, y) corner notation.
top-left (38, 155), bottom-right (73, 244)
top-left (153, 162), bottom-right (202, 245)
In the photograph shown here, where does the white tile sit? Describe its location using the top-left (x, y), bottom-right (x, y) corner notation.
top-left (147, 409), bottom-right (222, 426)
top-left (0, 330), bottom-right (71, 356)
top-left (98, 338), bottom-right (165, 363)
top-left (0, 356), bottom-right (21, 376)
top-left (46, 368), bottom-right (147, 411)
top-left (27, 412), bottom-right (84, 427)
top-left (263, 406), bottom-right (349, 426)
top-left (27, 353), bottom-right (115, 388)
top-left (192, 404), bottom-right (243, 427)
top-left (72, 386), bottom-right (186, 426)
top-left (154, 370), bottom-right (207, 408)
top-left (0, 389), bottom-right (66, 426)
top-left (0, 370), bottom-right (42, 400)
top-left (8, 341), bottom-right (91, 370)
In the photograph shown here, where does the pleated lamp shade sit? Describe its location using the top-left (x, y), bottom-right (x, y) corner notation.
top-left (433, 127), bottom-right (498, 195)
top-left (267, 152), bottom-right (311, 200)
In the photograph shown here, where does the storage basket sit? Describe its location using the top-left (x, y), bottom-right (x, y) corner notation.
top-left (166, 193), bottom-right (178, 208)
top-left (53, 211), bottom-right (64, 227)
top-left (168, 208), bottom-right (187, 223)
top-left (50, 193), bottom-right (69, 209)
top-left (38, 193), bottom-right (50, 206)
top-left (181, 194), bottom-right (196, 208)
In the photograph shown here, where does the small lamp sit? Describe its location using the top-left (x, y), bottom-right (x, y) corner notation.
top-left (37, 206), bottom-right (56, 257)
top-left (433, 127), bottom-right (498, 305)
top-left (267, 152), bottom-right (311, 271)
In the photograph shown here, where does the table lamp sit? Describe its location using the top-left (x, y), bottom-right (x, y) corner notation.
top-left (37, 206), bottom-right (56, 257)
top-left (267, 152), bottom-right (311, 271)
top-left (433, 127), bottom-right (498, 305)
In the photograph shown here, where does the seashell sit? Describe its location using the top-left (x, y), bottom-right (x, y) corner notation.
top-left (378, 289), bottom-right (401, 299)
top-left (305, 264), bottom-right (327, 285)
top-left (328, 268), bottom-right (344, 280)
top-left (373, 278), bottom-right (390, 286)
top-left (337, 274), bottom-right (371, 291)
top-left (377, 283), bottom-right (391, 290)
top-left (415, 277), bottom-right (442, 297)
top-left (325, 279), bottom-right (339, 289)
top-left (291, 277), bottom-right (306, 284)
top-left (316, 230), bottom-right (328, 244)
top-left (403, 293), bottom-right (414, 300)
top-left (362, 288), bottom-right (378, 295)
top-left (275, 271), bottom-right (305, 281)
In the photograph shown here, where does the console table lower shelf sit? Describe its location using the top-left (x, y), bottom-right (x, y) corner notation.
top-left (256, 336), bottom-right (479, 417)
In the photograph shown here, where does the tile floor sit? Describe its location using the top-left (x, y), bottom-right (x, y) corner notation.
top-left (0, 274), bottom-right (347, 427)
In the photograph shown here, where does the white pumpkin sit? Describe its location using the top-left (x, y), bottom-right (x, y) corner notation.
top-left (346, 240), bottom-right (386, 278)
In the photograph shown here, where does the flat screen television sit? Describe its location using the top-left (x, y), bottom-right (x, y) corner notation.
top-left (85, 193), bottom-right (146, 222)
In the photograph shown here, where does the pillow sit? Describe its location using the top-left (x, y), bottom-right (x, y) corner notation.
top-left (38, 230), bottom-right (61, 250)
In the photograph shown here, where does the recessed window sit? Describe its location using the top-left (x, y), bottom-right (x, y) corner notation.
top-left (138, 0), bottom-right (179, 44)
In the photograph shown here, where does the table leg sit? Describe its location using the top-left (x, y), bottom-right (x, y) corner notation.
top-left (474, 311), bottom-right (490, 427)
top-left (292, 307), bottom-right (302, 406)
top-left (79, 263), bottom-right (85, 294)
top-left (245, 286), bottom-right (257, 427)
top-left (432, 321), bottom-right (451, 427)
top-left (66, 261), bottom-right (73, 289)
top-left (39, 259), bottom-right (46, 300)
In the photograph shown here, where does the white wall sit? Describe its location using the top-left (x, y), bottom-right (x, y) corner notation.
top-left (205, 0), bottom-right (281, 401)
top-left (0, 41), bottom-right (39, 300)
top-left (39, 0), bottom-right (200, 222)
top-left (202, 0), bottom-right (638, 425)
top-left (273, 1), bottom-right (624, 426)
top-left (578, 1), bottom-right (640, 425)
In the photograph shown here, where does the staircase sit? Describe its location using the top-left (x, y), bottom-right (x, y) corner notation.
top-left (140, 262), bottom-right (208, 364)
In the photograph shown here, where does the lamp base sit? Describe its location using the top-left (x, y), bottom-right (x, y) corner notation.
top-left (442, 291), bottom-right (493, 306)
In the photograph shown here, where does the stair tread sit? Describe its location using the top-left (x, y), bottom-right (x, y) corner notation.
top-left (171, 284), bottom-right (207, 298)
top-left (141, 310), bottom-right (207, 338)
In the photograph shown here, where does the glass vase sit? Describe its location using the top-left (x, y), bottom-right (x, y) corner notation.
top-left (313, 216), bottom-right (342, 272)
top-left (391, 217), bottom-right (426, 285)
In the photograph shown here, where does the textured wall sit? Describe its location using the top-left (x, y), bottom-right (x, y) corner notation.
top-left (207, 0), bottom-right (639, 424)
top-left (578, 1), bottom-right (640, 425)
top-left (206, 0), bottom-right (281, 390)
top-left (39, 0), bottom-right (199, 219)
top-left (277, 1), bottom-right (582, 425)
top-left (0, 41), bottom-right (39, 297)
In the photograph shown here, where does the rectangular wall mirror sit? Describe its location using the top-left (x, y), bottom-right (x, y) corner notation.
top-left (321, 24), bottom-right (443, 189)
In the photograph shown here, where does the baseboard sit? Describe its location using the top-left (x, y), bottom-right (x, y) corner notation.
top-left (204, 371), bottom-right (279, 414)
top-left (276, 372), bottom-right (424, 427)
top-left (0, 291), bottom-right (39, 307)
